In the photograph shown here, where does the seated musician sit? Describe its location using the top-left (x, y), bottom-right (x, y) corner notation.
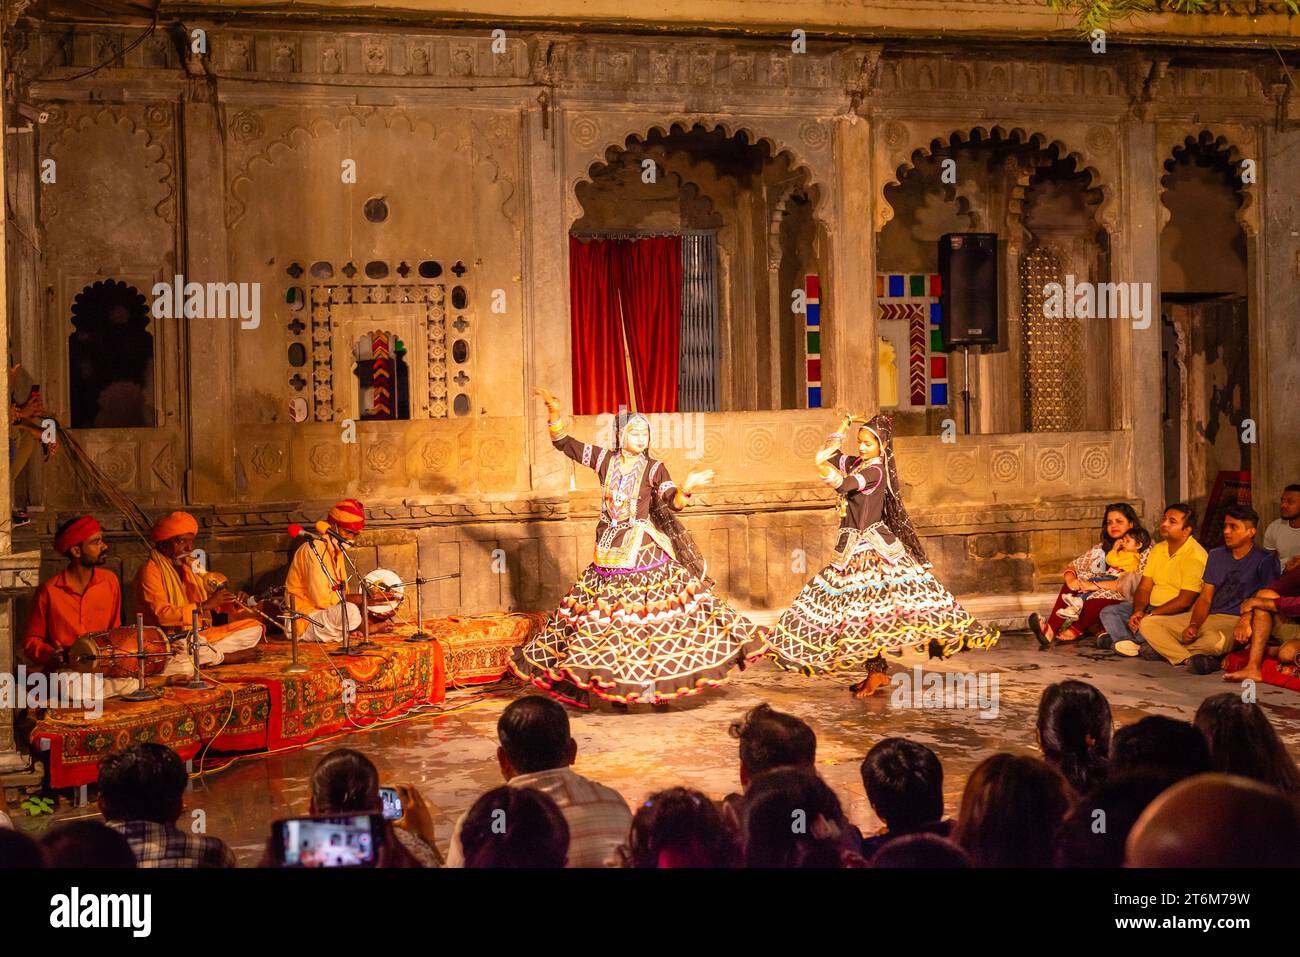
top-left (284, 499), bottom-right (391, 641)
top-left (21, 515), bottom-right (137, 697)
top-left (134, 511), bottom-right (263, 666)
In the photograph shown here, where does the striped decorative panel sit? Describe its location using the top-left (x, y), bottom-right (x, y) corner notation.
top-left (875, 273), bottom-right (948, 409)
top-left (679, 232), bottom-right (720, 412)
top-left (805, 275), bottom-right (822, 408)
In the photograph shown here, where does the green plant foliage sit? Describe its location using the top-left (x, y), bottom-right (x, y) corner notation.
top-left (1047, 0), bottom-right (1298, 34)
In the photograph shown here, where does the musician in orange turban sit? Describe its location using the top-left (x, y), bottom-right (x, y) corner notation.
top-left (284, 499), bottom-right (379, 640)
top-left (134, 510), bottom-right (263, 670)
top-left (23, 516), bottom-right (120, 671)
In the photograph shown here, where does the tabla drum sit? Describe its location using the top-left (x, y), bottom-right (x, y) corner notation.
top-left (67, 626), bottom-right (173, 679)
top-left (362, 568), bottom-right (405, 620)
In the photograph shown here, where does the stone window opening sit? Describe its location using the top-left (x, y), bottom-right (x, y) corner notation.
top-left (352, 329), bottom-right (411, 421)
top-left (67, 279), bottom-right (156, 429)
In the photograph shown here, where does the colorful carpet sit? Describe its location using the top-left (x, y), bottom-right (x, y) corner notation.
top-left (30, 612), bottom-right (546, 789)
top-left (1223, 649), bottom-right (1300, 692)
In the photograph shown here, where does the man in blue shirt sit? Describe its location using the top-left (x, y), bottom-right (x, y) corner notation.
top-left (1138, 505), bottom-right (1281, 673)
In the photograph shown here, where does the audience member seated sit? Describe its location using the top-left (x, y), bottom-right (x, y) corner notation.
top-left (869, 833), bottom-right (971, 868)
top-left (1224, 560), bottom-right (1300, 683)
top-left (1262, 484), bottom-right (1300, 570)
top-left (98, 743), bottom-right (236, 868)
top-left (0, 827), bottom-right (43, 868)
top-left (859, 738), bottom-right (950, 857)
top-left (460, 786), bottom-right (569, 868)
top-left (1053, 772), bottom-right (1177, 868)
top-left (619, 787), bottom-right (740, 868)
top-left (40, 820), bottom-right (138, 868)
top-left (742, 767), bottom-right (865, 868)
top-left (1029, 503), bottom-right (1145, 647)
top-left (1099, 504), bottom-right (1206, 656)
top-left (1036, 681), bottom-right (1111, 794)
top-left (446, 695), bottom-right (631, 868)
top-left (1110, 716), bottom-right (1211, 782)
top-left (308, 748), bottom-right (440, 867)
top-left (1137, 506), bottom-right (1280, 673)
top-left (721, 703), bottom-right (817, 828)
top-left (1193, 693), bottom-right (1300, 795)
top-left (1126, 773), bottom-right (1300, 868)
top-left (952, 754), bottom-right (1071, 868)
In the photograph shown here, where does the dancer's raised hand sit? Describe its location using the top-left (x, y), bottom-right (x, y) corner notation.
top-left (682, 469), bottom-right (714, 495)
top-left (533, 386), bottom-right (561, 416)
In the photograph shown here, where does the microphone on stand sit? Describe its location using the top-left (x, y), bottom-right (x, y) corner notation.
top-left (287, 523), bottom-right (323, 540)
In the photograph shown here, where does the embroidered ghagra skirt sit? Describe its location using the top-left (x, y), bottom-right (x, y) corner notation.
top-left (768, 527), bottom-right (998, 676)
top-left (510, 548), bottom-right (766, 705)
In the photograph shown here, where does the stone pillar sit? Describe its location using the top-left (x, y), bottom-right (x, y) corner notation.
top-left (1119, 118), bottom-right (1163, 522)
top-left (828, 114), bottom-right (876, 414)
top-left (180, 83), bottom-right (236, 504)
top-left (525, 95), bottom-right (573, 495)
top-left (1257, 124), bottom-right (1300, 501)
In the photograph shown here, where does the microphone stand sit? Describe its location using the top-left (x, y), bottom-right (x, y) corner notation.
top-left (121, 613), bottom-right (163, 702)
top-left (404, 572), bottom-right (461, 643)
top-left (282, 595), bottom-right (310, 674)
top-left (181, 608), bottom-right (215, 690)
top-left (330, 529), bottom-right (379, 652)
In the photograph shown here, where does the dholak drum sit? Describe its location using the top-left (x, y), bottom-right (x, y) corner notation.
top-left (68, 626), bottom-right (173, 679)
top-left (362, 568), bottom-right (405, 621)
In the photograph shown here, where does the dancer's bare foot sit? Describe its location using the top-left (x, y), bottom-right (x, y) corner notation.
top-left (1223, 665), bottom-right (1263, 683)
top-left (849, 673), bottom-right (891, 698)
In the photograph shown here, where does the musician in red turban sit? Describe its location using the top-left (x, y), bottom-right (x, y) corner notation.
top-left (133, 510), bottom-right (263, 671)
top-left (284, 499), bottom-right (381, 640)
top-left (23, 515), bottom-right (121, 670)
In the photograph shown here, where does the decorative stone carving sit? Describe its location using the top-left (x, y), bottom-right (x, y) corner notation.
top-left (272, 43), bottom-right (296, 73)
top-left (799, 120), bottom-right (828, 150)
top-left (990, 447), bottom-right (1023, 484)
top-left (742, 426), bottom-right (776, 464)
top-left (1080, 444), bottom-right (1110, 480)
top-left (365, 441), bottom-right (400, 473)
top-left (229, 110), bottom-right (263, 144)
top-left (1037, 447), bottom-right (1068, 483)
top-left (96, 447), bottom-right (137, 487)
top-left (227, 38), bottom-right (250, 72)
top-left (570, 115), bottom-right (600, 148)
top-left (364, 40), bottom-right (388, 75)
top-left (309, 442), bottom-right (342, 477)
top-left (945, 450), bottom-right (977, 485)
top-left (420, 438), bottom-right (454, 471)
top-left (792, 426), bottom-right (823, 460)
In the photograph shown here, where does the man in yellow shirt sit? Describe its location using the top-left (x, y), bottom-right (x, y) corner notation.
top-left (134, 511), bottom-right (264, 668)
top-left (1098, 504), bottom-right (1207, 657)
top-left (284, 499), bottom-right (372, 641)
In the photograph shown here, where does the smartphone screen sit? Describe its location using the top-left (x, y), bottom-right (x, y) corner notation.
top-left (379, 786), bottom-right (404, 821)
top-left (274, 814), bottom-right (379, 867)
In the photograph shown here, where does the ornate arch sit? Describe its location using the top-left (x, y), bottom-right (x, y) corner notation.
top-left (565, 114), bottom-right (831, 230)
top-left (1157, 126), bottom-right (1257, 238)
top-left (874, 122), bottom-right (1115, 235)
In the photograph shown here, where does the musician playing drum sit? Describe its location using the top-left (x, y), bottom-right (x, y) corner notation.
top-left (22, 516), bottom-right (128, 692)
top-left (133, 511), bottom-right (264, 668)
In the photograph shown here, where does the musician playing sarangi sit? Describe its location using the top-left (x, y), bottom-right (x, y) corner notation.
top-left (134, 511), bottom-right (263, 665)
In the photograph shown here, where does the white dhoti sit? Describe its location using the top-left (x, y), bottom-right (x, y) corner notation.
top-left (302, 602), bottom-right (362, 643)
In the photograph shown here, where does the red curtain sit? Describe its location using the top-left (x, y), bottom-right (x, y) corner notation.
top-left (569, 235), bottom-right (629, 415)
top-left (569, 234), bottom-right (681, 414)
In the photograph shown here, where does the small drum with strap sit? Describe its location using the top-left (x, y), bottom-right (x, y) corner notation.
top-left (362, 568), bottom-right (405, 621)
top-left (67, 626), bottom-right (173, 679)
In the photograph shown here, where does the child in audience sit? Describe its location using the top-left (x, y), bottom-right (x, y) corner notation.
top-left (1058, 529), bottom-right (1150, 630)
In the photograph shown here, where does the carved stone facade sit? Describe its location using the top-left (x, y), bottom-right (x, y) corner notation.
top-left (3, 16), bottom-right (1297, 626)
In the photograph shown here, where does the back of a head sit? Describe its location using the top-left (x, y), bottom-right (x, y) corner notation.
top-left (498, 696), bottom-right (572, 775)
top-left (1037, 681), bottom-right (1113, 794)
top-left (742, 767), bottom-right (847, 868)
top-left (461, 786), bottom-right (569, 868)
top-left (861, 737), bottom-right (944, 832)
top-left (1111, 716), bottom-right (1211, 782)
top-left (627, 788), bottom-right (739, 868)
top-left (98, 743), bottom-right (188, 825)
top-left (41, 820), bottom-right (137, 868)
top-left (870, 833), bottom-right (970, 869)
top-left (1194, 693), bottom-right (1300, 795)
top-left (0, 828), bottom-right (44, 868)
top-left (953, 753), bottom-right (1072, 868)
top-left (1054, 771), bottom-right (1177, 868)
top-left (1127, 773), bottom-right (1300, 867)
top-left (730, 703), bottom-right (816, 781)
top-left (311, 748), bottom-right (380, 813)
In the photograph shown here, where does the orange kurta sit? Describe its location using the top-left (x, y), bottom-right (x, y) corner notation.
top-left (22, 568), bottom-right (122, 668)
top-left (283, 538), bottom-right (349, 636)
top-left (134, 553), bottom-right (206, 629)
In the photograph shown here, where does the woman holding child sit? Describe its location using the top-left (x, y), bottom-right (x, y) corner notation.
top-left (1028, 503), bottom-right (1149, 648)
